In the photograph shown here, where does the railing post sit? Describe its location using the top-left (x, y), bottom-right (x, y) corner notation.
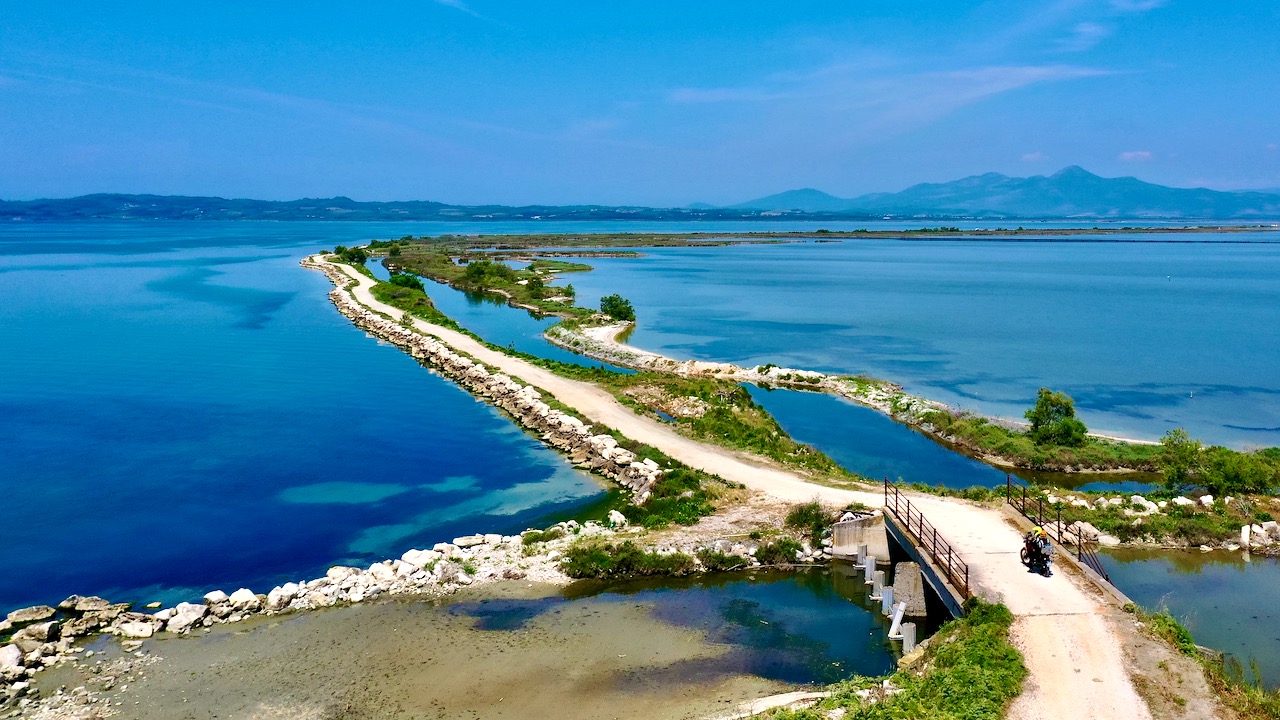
top-left (1021, 486), bottom-right (1026, 511)
top-left (1006, 473), bottom-right (1011, 502)
top-left (1056, 506), bottom-right (1062, 542)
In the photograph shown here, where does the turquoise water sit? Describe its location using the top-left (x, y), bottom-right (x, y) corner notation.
top-left (1102, 549), bottom-right (1280, 689)
top-left (562, 238), bottom-right (1280, 447)
top-left (0, 223), bottom-right (611, 610)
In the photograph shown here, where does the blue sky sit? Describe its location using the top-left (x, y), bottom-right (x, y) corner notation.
top-left (2, 1), bottom-right (1277, 205)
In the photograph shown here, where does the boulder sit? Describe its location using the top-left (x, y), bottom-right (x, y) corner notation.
top-left (166, 603), bottom-right (208, 633)
top-left (19, 621), bottom-right (59, 644)
top-left (60, 616), bottom-right (102, 638)
top-left (401, 549), bottom-right (442, 569)
top-left (74, 596), bottom-right (113, 614)
top-left (203, 590), bottom-right (230, 606)
top-left (266, 583), bottom-right (300, 612)
top-left (366, 563), bottom-right (396, 584)
top-left (1171, 496), bottom-right (1195, 507)
top-left (1199, 495), bottom-right (1215, 507)
top-left (227, 588), bottom-right (261, 612)
top-left (326, 566), bottom-right (360, 582)
top-left (607, 510), bottom-right (629, 527)
top-left (0, 644), bottom-right (24, 678)
top-left (117, 621), bottom-right (155, 639)
top-left (452, 534), bottom-right (486, 548)
top-left (5, 606), bottom-right (55, 629)
top-left (1263, 520), bottom-right (1280, 540)
top-left (56, 595), bottom-right (83, 613)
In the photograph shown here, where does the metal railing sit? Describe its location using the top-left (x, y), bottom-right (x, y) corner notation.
top-left (1005, 474), bottom-right (1112, 583)
top-left (883, 479), bottom-right (971, 599)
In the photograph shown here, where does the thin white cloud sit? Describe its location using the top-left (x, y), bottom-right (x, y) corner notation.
top-left (1110, 0), bottom-right (1167, 11)
top-left (1022, 151), bottom-right (1047, 162)
top-left (1267, 143), bottom-right (1278, 152)
top-left (1119, 150), bottom-right (1154, 161)
top-left (1059, 22), bottom-right (1112, 52)
top-left (431, 0), bottom-right (482, 18)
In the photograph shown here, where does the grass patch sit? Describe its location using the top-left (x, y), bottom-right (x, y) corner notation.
top-left (771, 599), bottom-right (1026, 720)
top-left (560, 540), bottom-right (696, 579)
top-left (1127, 604), bottom-right (1280, 718)
top-left (922, 409), bottom-right (1163, 472)
top-left (522, 527), bottom-right (566, 545)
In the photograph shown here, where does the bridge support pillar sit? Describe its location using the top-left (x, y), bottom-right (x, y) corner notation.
top-left (901, 622), bottom-right (917, 653)
top-left (892, 562), bottom-right (928, 617)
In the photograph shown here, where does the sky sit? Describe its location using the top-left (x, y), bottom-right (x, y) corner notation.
top-left (1, 1), bottom-right (1278, 206)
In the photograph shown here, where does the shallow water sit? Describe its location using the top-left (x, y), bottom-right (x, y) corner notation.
top-left (53, 570), bottom-right (899, 719)
top-left (561, 238), bottom-right (1280, 447)
top-left (1101, 548), bottom-right (1280, 689)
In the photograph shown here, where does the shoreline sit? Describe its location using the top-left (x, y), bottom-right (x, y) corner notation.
top-left (545, 321), bottom-right (1161, 473)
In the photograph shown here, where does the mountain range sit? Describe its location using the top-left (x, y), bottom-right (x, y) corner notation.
top-left (725, 167), bottom-right (1280, 219)
top-left (4, 167), bottom-right (1279, 221)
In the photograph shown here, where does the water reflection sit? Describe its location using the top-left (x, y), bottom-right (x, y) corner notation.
top-left (1102, 548), bottom-right (1280, 689)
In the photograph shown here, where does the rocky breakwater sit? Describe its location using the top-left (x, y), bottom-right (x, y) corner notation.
top-left (301, 256), bottom-right (663, 502)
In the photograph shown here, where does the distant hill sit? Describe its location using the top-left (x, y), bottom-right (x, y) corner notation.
top-left (732, 167), bottom-right (1280, 219)
top-left (6, 168), bottom-right (1280, 221)
top-left (0, 193), bottom-right (825, 222)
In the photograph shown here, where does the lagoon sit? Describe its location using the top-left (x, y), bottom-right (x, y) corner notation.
top-left (562, 237), bottom-right (1280, 448)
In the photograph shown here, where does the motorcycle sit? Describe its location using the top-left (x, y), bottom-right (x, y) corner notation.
top-left (1020, 535), bottom-right (1053, 576)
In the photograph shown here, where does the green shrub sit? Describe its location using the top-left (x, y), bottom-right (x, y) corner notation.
top-left (599, 293), bottom-right (635, 321)
top-left (561, 541), bottom-right (695, 579)
top-left (755, 537), bottom-right (804, 565)
top-left (1025, 388), bottom-right (1087, 447)
top-left (786, 501), bottom-right (837, 545)
top-left (696, 549), bottom-right (750, 571)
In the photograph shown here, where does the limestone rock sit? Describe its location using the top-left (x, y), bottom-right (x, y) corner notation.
top-left (5, 606), bottom-right (55, 629)
top-left (1199, 495), bottom-right (1214, 507)
top-left (203, 590), bottom-right (230, 606)
top-left (1171, 496), bottom-right (1195, 507)
top-left (401, 549), bottom-right (442, 569)
top-left (0, 644), bottom-right (24, 678)
top-left (607, 509), bottom-right (628, 527)
top-left (452, 534), bottom-right (486, 548)
top-left (366, 563), bottom-right (396, 584)
top-left (117, 621), bottom-right (154, 639)
top-left (73, 597), bottom-right (112, 615)
top-left (227, 588), bottom-right (261, 612)
top-left (266, 583), bottom-right (300, 612)
top-left (326, 566), bottom-right (360, 582)
top-left (167, 602), bottom-right (208, 633)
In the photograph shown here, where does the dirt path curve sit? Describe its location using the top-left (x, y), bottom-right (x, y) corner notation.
top-left (321, 257), bottom-right (1154, 720)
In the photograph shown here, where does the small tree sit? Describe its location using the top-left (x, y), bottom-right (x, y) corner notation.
top-left (1159, 428), bottom-right (1202, 493)
top-left (526, 277), bottom-right (545, 298)
top-left (600, 293), bottom-right (635, 321)
top-left (1024, 388), bottom-right (1087, 447)
top-left (564, 283), bottom-right (576, 298)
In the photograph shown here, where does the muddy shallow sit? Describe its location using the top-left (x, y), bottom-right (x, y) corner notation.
top-left (37, 570), bottom-right (897, 719)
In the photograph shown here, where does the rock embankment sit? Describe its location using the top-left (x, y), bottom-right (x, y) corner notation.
top-left (1, 509), bottom-right (836, 714)
top-left (303, 257), bottom-right (663, 502)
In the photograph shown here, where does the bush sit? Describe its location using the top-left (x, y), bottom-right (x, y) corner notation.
top-left (561, 541), bottom-right (695, 579)
top-left (786, 501), bottom-right (837, 545)
top-left (600, 293), bottom-right (636, 321)
top-left (696, 549), bottom-right (750, 571)
top-left (1025, 388), bottom-right (1087, 447)
top-left (755, 537), bottom-right (803, 565)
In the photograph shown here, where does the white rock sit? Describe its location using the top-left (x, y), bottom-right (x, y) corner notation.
top-left (607, 509), bottom-right (628, 527)
top-left (153, 608), bottom-right (175, 622)
top-left (326, 566), bottom-right (360, 582)
top-left (166, 603), bottom-right (208, 633)
top-left (455, 573), bottom-right (474, 586)
top-left (1098, 534), bottom-right (1122, 547)
top-left (1172, 496), bottom-right (1195, 507)
top-left (227, 588), bottom-right (261, 612)
top-left (1243, 525), bottom-right (1253, 546)
top-left (483, 533), bottom-right (503, 545)
top-left (401, 549), bottom-right (442, 569)
top-left (203, 590), bottom-right (229, 606)
top-left (1200, 495), bottom-right (1215, 507)
top-left (117, 622), bottom-right (154, 639)
top-left (266, 584), bottom-right (299, 612)
top-left (1263, 520), bottom-right (1280, 540)
top-left (367, 563), bottom-right (396, 583)
top-left (0, 644), bottom-right (23, 677)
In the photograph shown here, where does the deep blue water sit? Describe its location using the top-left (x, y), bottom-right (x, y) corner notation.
top-left (561, 238), bottom-right (1280, 447)
top-left (1102, 549), bottom-right (1280, 689)
top-left (747, 385), bottom-right (1158, 492)
top-left (0, 223), bottom-right (612, 609)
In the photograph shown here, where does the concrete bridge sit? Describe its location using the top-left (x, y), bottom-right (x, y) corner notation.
top-left (318, 256), bottom-right (1218, 720)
